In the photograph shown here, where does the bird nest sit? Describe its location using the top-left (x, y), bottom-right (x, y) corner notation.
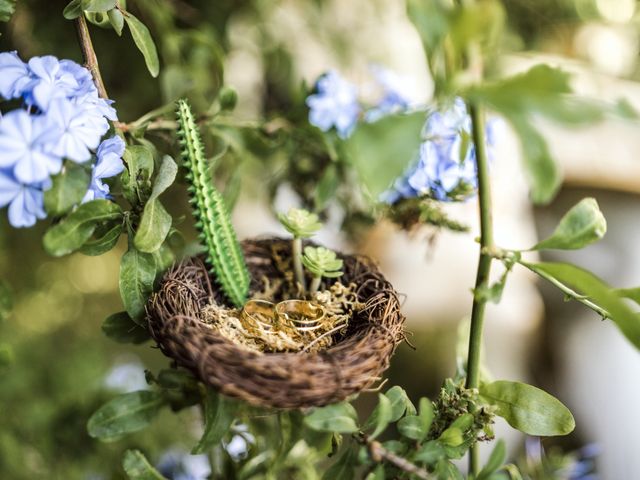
top-left (147, 238), bottom-right (405, 409)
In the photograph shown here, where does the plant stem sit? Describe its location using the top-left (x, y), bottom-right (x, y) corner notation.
top-left (292, 237), bottom-right (306, 292)
top-left (74, 15), bottom-right (109, 99)
top-left (360, 434), bottom-right (432, 479)
top-left (309, 276), bottom-right (321, 295)
top-left (465, 103), bottom-right (493, 475)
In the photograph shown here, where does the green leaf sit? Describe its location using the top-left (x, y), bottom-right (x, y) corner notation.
top-left (507, 116), bottom-right (560, 205)
top-left (477, 440), bottom-right (506, 480)
top-left (532, 198), bottom-right (606, 250)
top-left (322, 446), bottom-right (358, 480)
top-left (134, 200), bottom-right (172, 253)
top-left (385, 386), bottom-right (416, 421)
top-left (124, 13), bottom-right (160, 77)
top-left (0, 0), bottom-right (15, 23)
top-left (149, 156), bottom-right (178, 201)
top-left (43, 200), bottom-right (123, 257)
top-left (480, 380), bottom-right (575, 436)
top-left (79, 222), bottom-right (123, 256)
top-left (119, 248), bottom-right (156, 323)
top-left (133, 156), bottom-right (177, 252)
top-left (102, 311), bottom-right (150, 344)
top-left (122, 145), bottom-right (154, 206)
top-left (192, 390), bottom-right (237, 454)
top-left (63, 0), bottom-right (83, 19)
top-left (469, 65), bottom-right (599, 124)
top-left (304, 402), bottom-right (359, 433)
top-left (365, 465), bottom-right (385, 480)
top-left (87, 391), bottom-right (165, 441)
top-left (398, 397), bottom-right (434, 441)
top-left (406, 0), bottom-right (450, 58)
top-left (346, 111), bottom-right (426, 199)
top-left (467, 65), bottom-right (604, 204)
top-left (398, 415), bottom-right (429, 441)
top-left (615, 287), bottom-right (640, 306)
top-left (81, 0), bottom-right (116, 12)
top-left (108, 8), bottom-right (124, 35)
top-left (122, 450), bottom-right (167, 480)
top-left (364, 393), bottom-right (392, 439)
top-left (412, 440), bottom-right (446, 465)
top-left (523, 262), bottom-right (640, 350)
top-left (435, 459), bottom-right (464, 480)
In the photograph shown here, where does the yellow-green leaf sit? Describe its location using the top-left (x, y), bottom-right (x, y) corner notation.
top-left (480, 380), bottom-right (575, 436)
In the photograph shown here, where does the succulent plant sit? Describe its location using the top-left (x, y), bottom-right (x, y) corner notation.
top-left (278, 208), bottom-right (323, 292)
top-left (301, 246), bottom-right (344, 293)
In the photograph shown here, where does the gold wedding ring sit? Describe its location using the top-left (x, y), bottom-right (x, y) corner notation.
top-left (241, 299), bottom-right (277, 331)
top-left (275, 300), bottom-right (326, 332)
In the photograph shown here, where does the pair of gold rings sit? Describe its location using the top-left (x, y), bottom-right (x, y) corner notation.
top-left (241, 299), bottom-right (326, 333)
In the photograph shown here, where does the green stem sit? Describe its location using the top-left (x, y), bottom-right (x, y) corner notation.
top-left (292, 237), bottom-right (306, 292)
top-left (309, 276), bottom-right (321, 295)
top-left (465, 103), bottom-right (493, 476)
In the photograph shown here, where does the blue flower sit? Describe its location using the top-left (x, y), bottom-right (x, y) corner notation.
top-left (157, 451), bottom-right (211, 480)
top-left (46, 98), bottom-right (109, 163)
top-left (306, 70), bottom-right (361, 139)
top-left (59, 59), bottom-right (98, 98)
top-left (382, 97), bottom-right (495, 204)
top-left (365, 65), bottom-right (413, 122)
top-left (0, 51), bottom-right (31, 100)
top-left (408, 135), bottom-right (477, 201)
top-left (24, 55), bottom-right (80, 111)
top-left (0, 109), bottom-right (63, 183)
top-left (83, 135), bottom-right (125, 202)
top-left (0, 169), bottom-right (48, 228)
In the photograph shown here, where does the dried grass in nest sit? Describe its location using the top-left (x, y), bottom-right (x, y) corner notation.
top-left (147, 238), bottom-right (406, 409)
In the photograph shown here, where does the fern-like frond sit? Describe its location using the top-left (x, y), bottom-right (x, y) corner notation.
top-left (175, 99), bottom-right (250, 307)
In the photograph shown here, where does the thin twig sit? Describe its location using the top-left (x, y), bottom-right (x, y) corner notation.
top-left (359, 434), bottom-right (432, 479)
top-left (74, 15), bottom-right (108, 99)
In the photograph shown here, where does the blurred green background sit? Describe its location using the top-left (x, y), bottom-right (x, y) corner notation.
top-left (2, 0), bottom-right (640, 478)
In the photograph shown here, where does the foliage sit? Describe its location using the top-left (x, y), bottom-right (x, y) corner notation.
top-left (1, 0), bottom-right (639, 479)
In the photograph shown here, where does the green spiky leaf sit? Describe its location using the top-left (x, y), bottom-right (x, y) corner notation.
top-left (175, 99), bottom-right (249, 307)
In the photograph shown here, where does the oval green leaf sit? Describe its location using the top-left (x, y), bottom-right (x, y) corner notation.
top-left (192, 389), bottom-right (237, 454)
top-left (523, 261), bottom-right (640, 350)
top-left (43, 200), bottom-right (123, 257)
top-left (304, 402), bottom-right (359, 433)
top-left (134, 200), bottom-right (172, 253)
top-left (119, 248), bottom-right (156, 323)
top-left (108, 8), bottom-right (124, 35)
top-left (87, 390), bottom-right (165, 441)
top-left (81, 0), bottom-right (116, 12)
top-left (532, 198), bottom-right (606, 250)
top-left (79, 222), bottom-right (123, 256)
top-left (63, 0), bottom-right (83, 19)
top-left (123, 450), bottom-right (167, 480)
top-left (364, 393), bottom-right (392, 439)
top-left (124, 13), bottom-right (159, 77)
top-left (480, 380), bottom-right (575, 436)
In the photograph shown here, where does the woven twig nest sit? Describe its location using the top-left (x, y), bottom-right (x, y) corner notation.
top-left (147, 238), bottom-right (405, 409)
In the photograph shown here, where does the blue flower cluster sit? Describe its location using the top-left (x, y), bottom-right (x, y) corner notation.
top-left (0, 51), bottom-right (124, 227)
top-left (306, 66), bottom-right (413, 139)
top-left (382, 98), bottom-right (497, 203)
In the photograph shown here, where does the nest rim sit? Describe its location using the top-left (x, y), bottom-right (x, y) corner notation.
top-left (147, 238), bottom-right (405, 409)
